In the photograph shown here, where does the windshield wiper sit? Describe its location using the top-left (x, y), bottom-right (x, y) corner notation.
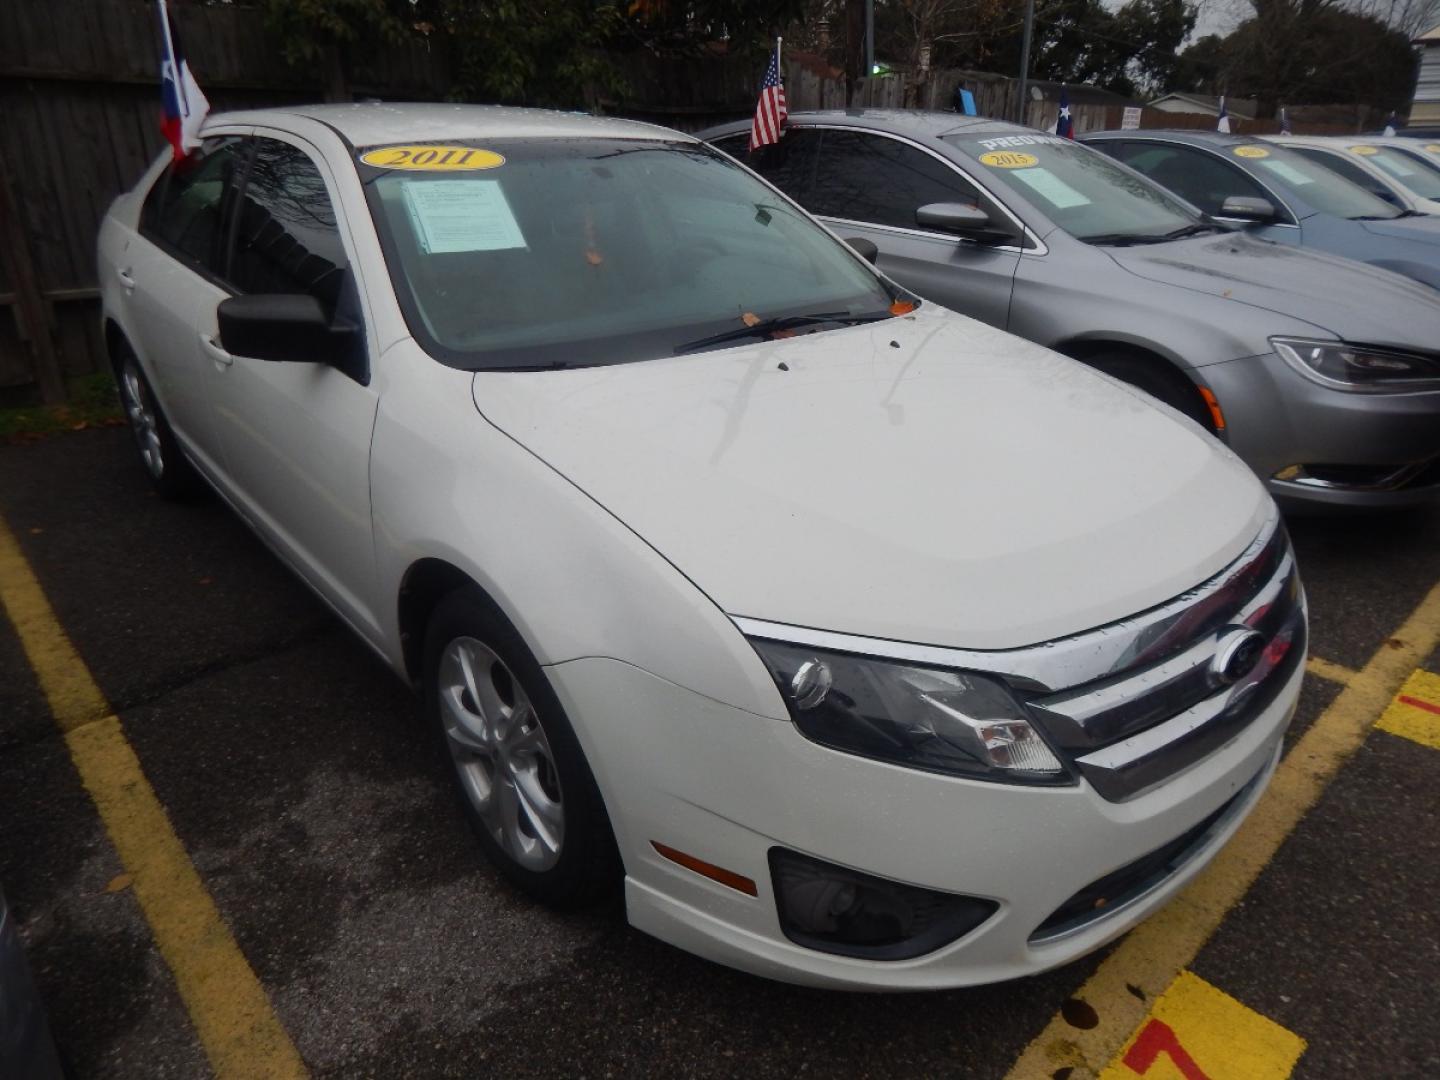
top-left (1160, 223), bottom-right (1223, 240)
top-left (673, 311), bottom-right (892, 355)
top-left (1350, 214), bottom-right (1403, 221)
top-left (1081, 232), bottom-right (1173, 247)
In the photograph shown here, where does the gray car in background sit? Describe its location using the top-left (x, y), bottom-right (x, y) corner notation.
top-left (0, 886), bottom-right (63, 1080)
top-left (699, 111), bottom-right (1440, 508)
top-left (1083, 129), bottom-right (1440, 289)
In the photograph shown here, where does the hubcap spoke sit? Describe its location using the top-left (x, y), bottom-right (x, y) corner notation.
top-left (438, 636), bottom-right (565, 872)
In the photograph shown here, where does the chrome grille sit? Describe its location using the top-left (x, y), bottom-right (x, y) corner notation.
top-left (1026, 522), bottom-right (1304, 801)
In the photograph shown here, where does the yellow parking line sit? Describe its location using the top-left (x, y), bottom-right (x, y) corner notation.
top-left (1005, 577), bottom-right (1440, 1080)
top-left (0, 518), bottom-right (307, 1079)
top-left (1304, 655), bottom-right (1357, 686)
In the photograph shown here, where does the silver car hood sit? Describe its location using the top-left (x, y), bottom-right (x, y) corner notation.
top-left (1104, 232), bottom-right (1440, 350)
top-left (472, 306), bottom-right (1269, 651)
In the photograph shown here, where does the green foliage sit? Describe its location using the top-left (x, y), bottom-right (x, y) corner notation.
top-left (443, 0), bottom-right (629, 107)
top-left (258, 0), bottom-right (427, 66)
top-left (1173, 4), bottom-right (1415, 111)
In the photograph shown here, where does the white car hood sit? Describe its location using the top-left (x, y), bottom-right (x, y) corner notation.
top-left (471, 307), bottom-right (1270, 650)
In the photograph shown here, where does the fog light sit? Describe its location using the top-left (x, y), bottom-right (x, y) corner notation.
top-left (769, 848), bottom-right (997, 960)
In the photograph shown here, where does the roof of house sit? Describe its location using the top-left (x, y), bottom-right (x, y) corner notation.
top-left (1147, 92), bottom-right (1258, 118)
top-left (1414, 22), bottom-right (1440, 41)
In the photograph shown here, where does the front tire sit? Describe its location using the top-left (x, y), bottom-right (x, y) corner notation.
top-left (423, 588), bottom-right (620, 908)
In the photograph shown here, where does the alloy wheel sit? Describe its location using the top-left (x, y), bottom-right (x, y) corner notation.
top-left (438, 636), bottom-right (565, 871)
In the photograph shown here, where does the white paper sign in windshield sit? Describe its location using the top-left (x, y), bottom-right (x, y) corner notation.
top-left (1256, 160), bottom-right (1313, 186)
top-left (1010, 167), bottom-right (1090, 209)
top-left (402, 180), bottom-right (527, 254)
top-left (1373, 154), bottom-right (1417, 178)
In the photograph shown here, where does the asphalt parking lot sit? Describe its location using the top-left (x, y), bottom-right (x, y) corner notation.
top-left (1, 426), bottom-right (1438, 1079)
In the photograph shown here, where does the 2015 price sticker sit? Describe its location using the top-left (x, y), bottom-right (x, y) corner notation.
top-left (358, 145), bottom-right (506, 171)
top-left (979, 150), bottom-right (1039, 169)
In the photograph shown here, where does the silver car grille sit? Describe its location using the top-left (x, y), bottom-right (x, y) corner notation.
top-left (1024, 518), bottom-right (1304, 801)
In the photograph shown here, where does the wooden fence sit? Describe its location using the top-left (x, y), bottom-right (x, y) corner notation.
top-left (0, 0), bottom-right (447, 400)
top-left (0, 0), bottom-right (1393, 399)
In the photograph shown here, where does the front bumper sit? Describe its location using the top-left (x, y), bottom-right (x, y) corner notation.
top-left (1203, 352), bottom-right (1440, 509)
top-left (546, 651), bottom-right (1300, 990)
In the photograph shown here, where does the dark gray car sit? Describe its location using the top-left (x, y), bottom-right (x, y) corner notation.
top-left (0, 886), bottom-right (63, 1080)
top-left (1082, 129), bottom-right (1440, 289)
top-left (698, 111), bottom-right (1440, 509)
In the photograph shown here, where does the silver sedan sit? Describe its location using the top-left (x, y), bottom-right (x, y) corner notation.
top-left (701, 111), bottom-right (1440, 509)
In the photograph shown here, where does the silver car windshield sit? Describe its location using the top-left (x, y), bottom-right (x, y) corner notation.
top-left (359, 138), bottom-right (898, 369)
top-left (942, 133), bottom-right (1203, 244)
top-left (1236, 145), bottom-right (1401, 219)
top-left (1361, 146), bottom-right (1440, 199)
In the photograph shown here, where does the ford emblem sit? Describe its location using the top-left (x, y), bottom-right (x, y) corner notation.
top-left (1211, 627), bottom-right (1267, 687)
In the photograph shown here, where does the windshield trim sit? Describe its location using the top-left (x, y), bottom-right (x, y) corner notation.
top-left (796, 123), bottom-right (1049, 255)
top-left (355, 136), bottom-right (900, 372)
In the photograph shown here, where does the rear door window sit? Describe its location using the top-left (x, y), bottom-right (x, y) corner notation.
top-left (140, 137), bottom-right (248, 274)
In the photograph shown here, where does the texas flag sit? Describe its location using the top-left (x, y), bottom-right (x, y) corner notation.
top-left (158, 0), bottom-right (209, 161)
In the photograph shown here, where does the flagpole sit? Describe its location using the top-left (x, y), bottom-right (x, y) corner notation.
top-left (156, 0), bottom-right (189, 117)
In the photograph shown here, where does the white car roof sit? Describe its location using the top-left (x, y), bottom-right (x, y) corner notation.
top-left (204, 102), bottom-right (690, 147)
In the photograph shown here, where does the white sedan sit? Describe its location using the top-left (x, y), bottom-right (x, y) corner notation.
top-left (98, 104), bottom-right (1304, 989)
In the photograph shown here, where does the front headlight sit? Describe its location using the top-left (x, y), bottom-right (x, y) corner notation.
top-left (747, 638), bottom-right (1070, 784)
top-left (1271, 337), bottom-right (1440, 391)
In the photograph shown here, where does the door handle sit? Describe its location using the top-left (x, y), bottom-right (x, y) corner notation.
top-left (198, 333), bottom-right (233, 367)
top-left (116, 267), bottom-right (137, 291)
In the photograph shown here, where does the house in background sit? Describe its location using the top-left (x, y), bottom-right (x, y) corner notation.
top-left (1147, 92), bottom-right (1258, 120)
top-left (1412, 23), bottom-right (1440, 126)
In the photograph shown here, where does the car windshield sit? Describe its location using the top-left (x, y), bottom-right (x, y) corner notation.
top-left (941, 132), bottom-right (1203, 243)
top-left (1236, 144), bottom-right (1401, 219)
top-left (359, 138), bottom-right (898, 368)
top-left (1357, 146), bottom-right (1440, 199)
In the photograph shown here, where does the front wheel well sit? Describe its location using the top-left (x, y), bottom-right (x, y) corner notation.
top-left (398, 558), bottom-right (484, 684)
top-left (104, 318), bottom-right (131, 376)
top-left (1053, 340), bottom-right (1216, 433)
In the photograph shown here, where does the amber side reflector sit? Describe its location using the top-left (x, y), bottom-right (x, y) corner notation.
top-left (652, 841), bottom-right (758, 897)
top-left (1198, 386), bottom-right (1227, 431)
top-left (889, 300), bottom-right (917, 316)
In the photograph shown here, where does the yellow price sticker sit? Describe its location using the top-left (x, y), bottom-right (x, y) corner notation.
top-left (1349, 144), bottom-right (1379, 155)
top-left (979, 150), bottom-right (1039, 169)
top-left (1425, 144), bottom-right (1440, 154)
top-left (1232, 145), bottom-right (1270, 158)
top-left (358, 145), bottom-right (506, 171)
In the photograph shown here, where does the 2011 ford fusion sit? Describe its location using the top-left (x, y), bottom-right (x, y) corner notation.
top-left (98, 104), bottom-right (1304, 989)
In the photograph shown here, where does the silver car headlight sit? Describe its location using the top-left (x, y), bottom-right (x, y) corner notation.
top-left (1271, 337), bottom-right (1440, 392)
top-left (746, 638), bottom-right (1070, 784)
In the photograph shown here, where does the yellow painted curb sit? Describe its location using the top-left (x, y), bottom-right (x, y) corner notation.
top-left (1376, 668), bottom-right (1440, 750)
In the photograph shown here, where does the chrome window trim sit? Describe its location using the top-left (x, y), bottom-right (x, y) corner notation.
top-left (733, 508), bottom-right (1282, 695)
top-left (817, 214), bottom-right (1045, 257)
top-left (1100, 135), bottom-right (1302, 227)
top-left (799, 123), bottom-right (1050, 256)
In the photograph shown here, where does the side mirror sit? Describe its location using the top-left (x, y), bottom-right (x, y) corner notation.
top-left (915, 202), bottom-right (1014, 243)
top-left (217, 294), bottom-right (353, 365)
top-left (845, 237), bottom-right (879, 264)
top-left (1217, 196), bottom-right (1277, 223)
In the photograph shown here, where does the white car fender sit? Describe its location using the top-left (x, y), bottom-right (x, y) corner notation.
top-left (367, 340), bottom-right (785, 722)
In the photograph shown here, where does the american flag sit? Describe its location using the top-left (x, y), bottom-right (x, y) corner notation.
top-left (749, 41), bottom-right (788, 151)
